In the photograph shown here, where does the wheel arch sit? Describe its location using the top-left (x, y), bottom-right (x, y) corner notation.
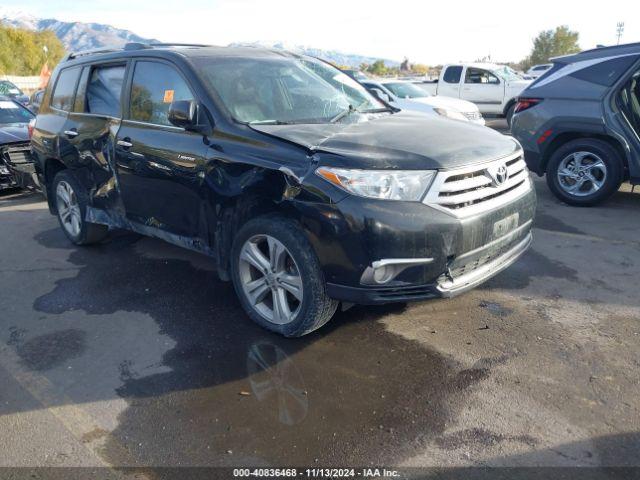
top-left (540, 132), bottom-right (629, 178)
top-left (211, 168), bottom-right (311, 281)
top-left (43, 158), bottom-right (67, 213)
top-left (503, 98), bottom-right (517, 117)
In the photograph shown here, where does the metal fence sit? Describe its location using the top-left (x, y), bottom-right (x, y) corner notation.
top-left (0, 75), bottom-right (42, 95)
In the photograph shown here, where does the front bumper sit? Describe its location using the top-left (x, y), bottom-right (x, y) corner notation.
top-left (326, 228), bottom-right (532, 305)
top-left (305, 180), bottom-right (536, 305)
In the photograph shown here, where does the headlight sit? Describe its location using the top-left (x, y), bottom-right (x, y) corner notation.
top-left (433, 107), bottom-right (468, 122)
top-left (316, 167), bottom-right (435, 201)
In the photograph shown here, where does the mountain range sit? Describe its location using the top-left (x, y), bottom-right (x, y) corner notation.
top-left (0, 9), bottom-right (397, 67)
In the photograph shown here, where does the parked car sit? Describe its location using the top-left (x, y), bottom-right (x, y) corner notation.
top-left (512, 42), bottom-right (640, 206)
top-left (420, 63), bottom-right (531, 125)
top-left (0, 80), bottom-right (30, 107)
top-left (341, 68), bottom-right (369, 81)
top-left (526, 64), bottom-right (553, 79)
top-left (0, 97), bottom-right (37, 191)
top-left (361, 80), bottom-right (485, 125)
top-left (32, 43), bottom-right (535, 337)
top-left (29, 89), bottom-right (46, 114)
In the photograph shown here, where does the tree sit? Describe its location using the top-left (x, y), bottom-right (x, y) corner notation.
top-left (411, 63), bottom-right (429, 75)
top-left (366, 60), bottom-right (388, 76)
top-left (520, 25), bottom-right (580, 70)
top-left (0, 25), bottom-right (65, 76)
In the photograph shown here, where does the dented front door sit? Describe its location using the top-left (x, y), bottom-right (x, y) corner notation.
top-left (115, 59), bottom-right (207, 237)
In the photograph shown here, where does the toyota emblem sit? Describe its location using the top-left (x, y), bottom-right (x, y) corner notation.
top-left (488, 163), bottom-right (509, 186)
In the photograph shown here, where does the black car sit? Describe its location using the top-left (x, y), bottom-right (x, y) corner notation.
top-left (0, 97), bottom-right (36, 191)
top-left (512, 42), bottom-right (640, 206)
top-left (31, 43), bottom-right (536, 336)
top-left (0, 80), bottom-right (30, 107)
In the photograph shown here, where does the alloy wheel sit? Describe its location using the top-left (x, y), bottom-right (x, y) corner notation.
top-left (56, 180), bottom-right (82, 237)
top-left (238, 235), bottom-right (303, 325)
top-left (557, 151), bottom-right (607, 197)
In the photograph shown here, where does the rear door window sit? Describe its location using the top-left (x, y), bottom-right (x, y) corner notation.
top-left (51, 67), bottom-right (81, 111)
top-left (128, 61), bottom-right (194, 126)
top-left (443, 66), bottom-right (463, 84)
top-left (86, 64), bottom-right (126, 117)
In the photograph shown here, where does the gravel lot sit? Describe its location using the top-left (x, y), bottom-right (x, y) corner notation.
top-left (0, 120), bottom-right (639, 473)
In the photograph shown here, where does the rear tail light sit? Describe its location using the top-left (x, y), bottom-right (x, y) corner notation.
top-left (514, 98), bottom-right (542, 113)
top-left (28, 118), bottom-right (36, 139)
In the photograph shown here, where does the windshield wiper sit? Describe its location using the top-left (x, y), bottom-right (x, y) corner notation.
top-left (360, 107), bottom-right (393, 113)
top-left (330, 104), bottom-right (355, 123)
top-left (248, 119), bottom-right (295, 125)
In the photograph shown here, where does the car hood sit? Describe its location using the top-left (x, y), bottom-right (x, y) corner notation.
top-left (0, 124), bottom-right (29, 144)
top-left (412, 95), bottom-right (479, 113)
top-left (250, 111), bottom-right (519, 170)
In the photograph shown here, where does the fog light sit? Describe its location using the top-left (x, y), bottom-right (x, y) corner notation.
top-left (360, 257), bottom-right (435, 285)
top-left (373, 265), bottom-right (392, 284)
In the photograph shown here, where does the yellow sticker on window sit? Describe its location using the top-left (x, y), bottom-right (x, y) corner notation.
top-left (163, 89), bottom-right (175, 103)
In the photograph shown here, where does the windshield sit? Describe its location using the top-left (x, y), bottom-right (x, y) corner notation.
top-left (491, 66), bottom-right (523, 81)
top-left (0, 81), bottom-right (23, 96)
top-left (382, 82), bottom-right (429, 99)
top-left (193, 55), bottom-right (383, 124)
top-left (0, 100), bottom-right (33, 124)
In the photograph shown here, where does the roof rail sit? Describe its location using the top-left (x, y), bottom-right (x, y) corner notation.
top-left (64, 47), bottom-right (119, 61)
top-left (146, 43), bottom-right (213, 48)
top-left (64, 42), bottom-right (213, 61)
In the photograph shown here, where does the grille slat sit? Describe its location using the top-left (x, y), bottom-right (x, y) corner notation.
top-left (2, 142), bottom-right (32, 166)
top-left (423, 153), bottom-right (532, 217)
top-left (463, 111), bottom-right (482, 121)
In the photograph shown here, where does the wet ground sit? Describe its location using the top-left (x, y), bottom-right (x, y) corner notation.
top-left (0, 137), bottom-right (639, 474)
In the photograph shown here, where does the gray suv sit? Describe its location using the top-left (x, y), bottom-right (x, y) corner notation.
top-left (512, 43), bottom-right (640, 206)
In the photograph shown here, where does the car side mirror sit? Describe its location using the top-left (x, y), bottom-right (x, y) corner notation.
top-left (168, 100), bottom-right (197, 129)
top-left (168, 100), bottom-right (213, 134)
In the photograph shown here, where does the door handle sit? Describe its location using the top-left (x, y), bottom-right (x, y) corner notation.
top-left (149, 161), bottom-right (171, 172)
top-left (117, 139), bottom-right (133, 148)
top-left (64, 130), bottom-right (78, 138)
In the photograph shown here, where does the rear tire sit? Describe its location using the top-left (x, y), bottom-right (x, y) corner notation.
top-left (545, 139), bottom-right (623, 207)
top-left (230, 215), bottom-right (338, 337)
top-left (52, 170), bottom-right (108, 245)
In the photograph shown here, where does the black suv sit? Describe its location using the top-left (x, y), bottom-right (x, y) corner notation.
top-left (31, 44), bottom-right (536, 336)
top-left (512, 43), bottom-right (640, 206)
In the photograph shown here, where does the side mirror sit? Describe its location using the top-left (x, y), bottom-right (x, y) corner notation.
top-left (370, 88), bottom-right (391, 103)
top-left (168, 100), bottom-right (213, 135)
top-left (168, 100), bottom-right (197, 129)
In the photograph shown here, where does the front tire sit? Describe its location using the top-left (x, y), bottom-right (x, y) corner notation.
top-left (546, 139), bottom-right (623, 207)
top-left (230, 215), bottom-right (338, 337)
top-left (52, 171), bottom-right (108, 245)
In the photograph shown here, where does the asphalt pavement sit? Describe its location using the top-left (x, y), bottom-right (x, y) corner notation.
top-left (0, 123), bottom-right (639, 474)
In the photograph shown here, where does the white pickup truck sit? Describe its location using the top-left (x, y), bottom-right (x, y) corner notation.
top-left (420, 63), bottom-right (532, 125)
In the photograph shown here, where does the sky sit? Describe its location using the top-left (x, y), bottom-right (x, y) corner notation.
top-left (3, 0), bottom-right (639, 64)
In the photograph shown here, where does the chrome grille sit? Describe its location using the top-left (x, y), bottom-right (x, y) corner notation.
top-left (423, 152), bottom-right (531, 217)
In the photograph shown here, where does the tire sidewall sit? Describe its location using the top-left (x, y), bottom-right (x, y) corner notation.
top-left (546, 139), bottom-right (622, 207)
top-left (230, 215), bottom-right (334, 337)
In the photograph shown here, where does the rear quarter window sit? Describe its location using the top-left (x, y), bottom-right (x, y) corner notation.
top-left (86, 64), bottom-right (126, 117)
top-left (570, 55), bottom-right (639, 87)
top-left (51, 67), bottom-right (81, 111)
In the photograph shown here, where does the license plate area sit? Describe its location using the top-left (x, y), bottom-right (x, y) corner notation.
top-left (492, 212), bottom-right (519, 240)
